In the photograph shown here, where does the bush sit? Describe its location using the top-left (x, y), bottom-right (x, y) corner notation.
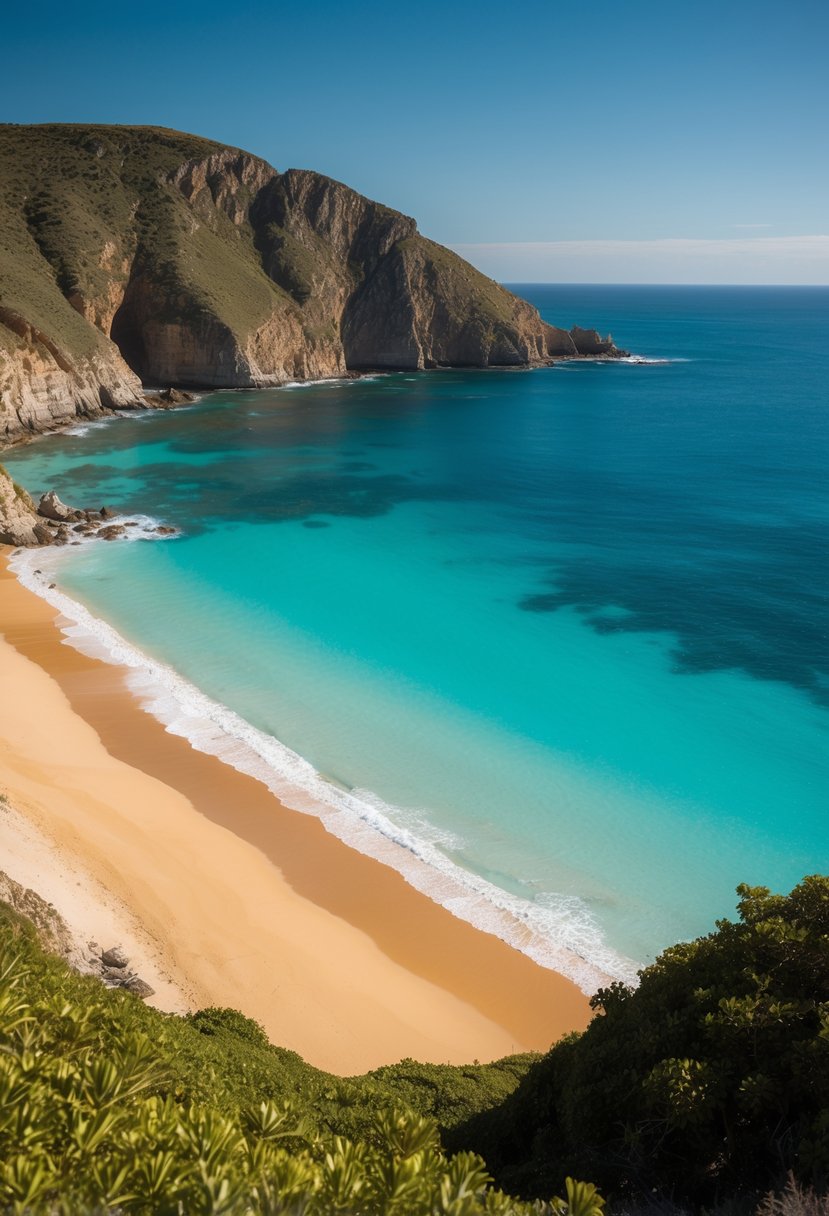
top-left (186, 1005), bottom-right (270, 1048)
top-left (0, 900), bottom-right (597, 1214)
top-left (462, 877), bottom-right (829, 1204)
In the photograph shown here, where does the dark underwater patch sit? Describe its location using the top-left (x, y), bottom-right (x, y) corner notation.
top-left (520, 516), bottom-right (829, 707)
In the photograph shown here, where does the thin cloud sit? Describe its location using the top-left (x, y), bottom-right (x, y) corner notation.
top-left (449, 236), bottom-right (829, 285)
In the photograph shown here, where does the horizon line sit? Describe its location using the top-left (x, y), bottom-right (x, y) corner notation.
top-left (497, 280), bottom-right (829, 288)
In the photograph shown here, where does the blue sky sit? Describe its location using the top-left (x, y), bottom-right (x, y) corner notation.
top-left (2, 0), bottom-right (827, 282)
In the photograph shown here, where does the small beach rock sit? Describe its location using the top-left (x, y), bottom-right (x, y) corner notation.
top-left (98, 524), bottom-right (126, 541)
top-left (100, 506), bottom-right (115, 519)
top-left (122, 975), bottom-right (155, 999)
top-left (101, 945), bottom-right (129, 968)
top-left (153, 525), bottom-right (176, 535)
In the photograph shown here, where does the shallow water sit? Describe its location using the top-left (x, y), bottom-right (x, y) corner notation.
top-left (6, 285), bottom-right (828, 987)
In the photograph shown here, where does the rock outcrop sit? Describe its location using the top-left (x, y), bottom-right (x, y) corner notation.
top-left (0, 124), bottom-right (621, 442)
top-left (0, 465), bottom-right (41, 545)
top-left (0, 873), bottom-right (155, 999)
top-left (570, 326), bottom-right (618, 356)
top-left (0, 463), bottom-right (159, 548)
top-left (0, 869), bottom-right (75, 959)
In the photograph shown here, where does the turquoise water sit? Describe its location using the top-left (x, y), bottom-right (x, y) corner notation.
top-left (6, 286), bottom-right (828, 986)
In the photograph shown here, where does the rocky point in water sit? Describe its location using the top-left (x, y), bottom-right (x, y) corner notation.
top-left (0, 465), bottom-right (174, 548)
top-left (0, 124), bottom-right (622, 443)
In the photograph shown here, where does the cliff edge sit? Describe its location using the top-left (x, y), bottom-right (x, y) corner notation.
top-left (0, 125), bottom-right (619, 442)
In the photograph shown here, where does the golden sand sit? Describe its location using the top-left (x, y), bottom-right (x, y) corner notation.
top-left (0, 552), bottom-right (591, 1073)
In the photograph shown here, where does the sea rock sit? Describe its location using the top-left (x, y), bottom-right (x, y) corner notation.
top-left (31, 522), bottom-right (55, 545)
top-left (0, 467), bottom-right (108, 547)
top-left (569, 326), bottom-right (618, 356)
top-left (38, 490), bottom-right (76, 522)
top-left (97, 524), bottom-right (126, 541)
top-left (101, 945), bottom-right (129, 968)
top-left (145, 386), bottom-right (195, 408)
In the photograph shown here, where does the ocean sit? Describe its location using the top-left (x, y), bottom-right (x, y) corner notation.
top-left (5, 285), bottom-right (828, 991)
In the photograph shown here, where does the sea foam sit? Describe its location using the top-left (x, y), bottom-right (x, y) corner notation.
top-left (9, 542), bottom-right (638, 994)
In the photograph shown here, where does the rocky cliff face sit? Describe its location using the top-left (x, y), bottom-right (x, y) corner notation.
top-left (0, 125), bottom-right (620, 442)
top-left (0, 464), bottom-right (41, 545)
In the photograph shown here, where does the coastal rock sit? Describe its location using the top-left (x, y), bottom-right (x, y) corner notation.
top-left (1, 465), bottom-right (104, 548)
top-left (38, 490), bottom-right (77, 522)
top-left (0, 465), bottom-right (41, 545)
top-left (101, 946), bottom-right (129, 968)
top-left (144, 386), bottom-right (195, 408)
top-left (31, 522), bottom-right (54, 545)
top-left (0, 124), bottom-right (623, 439)
top-left (122, 975), bottom-right (155, 998)
top-left (569, 326), bottom-right (618, 356)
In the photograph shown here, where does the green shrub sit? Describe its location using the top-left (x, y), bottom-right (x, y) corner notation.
top-left (186, 1005), bottom-right (270, 1048)
top-left (0, 900), bottom-right (595, 1214)
top-left (461, 876), bottom-right (829, 1205)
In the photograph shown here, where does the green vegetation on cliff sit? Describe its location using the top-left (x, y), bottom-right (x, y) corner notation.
top-left (2, 877), bottom-right (828, 1212)
top-left (461, 877), bottom-right (829, 1204)
top-left (1, 124), bottom-right (605, 442)
top-left (0, 900), bottom-right (583, 1214)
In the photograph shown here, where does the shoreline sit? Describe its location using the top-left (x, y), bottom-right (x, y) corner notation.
top-left (0, 550), bottom-right (592, 1073)
top-left (0, 356), bottom-right (630, 450)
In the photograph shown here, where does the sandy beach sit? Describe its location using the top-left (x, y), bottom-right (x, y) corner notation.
top-left (0, 550), bottom-right (591, 1073)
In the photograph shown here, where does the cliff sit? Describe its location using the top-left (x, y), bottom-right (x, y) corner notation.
top-left (0, 125), bottom-right (619, 442)
top-left (0, 464), bottom-right (40, 545)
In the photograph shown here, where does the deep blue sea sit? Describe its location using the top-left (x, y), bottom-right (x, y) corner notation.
top-left (6, 285), bottom-right (828, 989)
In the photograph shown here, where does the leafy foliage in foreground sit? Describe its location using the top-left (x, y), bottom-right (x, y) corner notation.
top-left (462, 877), bottom-right (829, 1203)
top-left (4, 876), bottom-right (827, 1212)
top-left (0, 904), bottom-right (593, 1214)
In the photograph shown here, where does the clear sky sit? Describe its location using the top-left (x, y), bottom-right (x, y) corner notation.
top-left (3, 0), bottom-right (827, 283)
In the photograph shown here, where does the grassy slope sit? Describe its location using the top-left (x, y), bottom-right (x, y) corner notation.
top-left (0, 897), bottom-right (537, 1155)
top-left (0, 124), bottom-right (293, 360)
top-left (0, 897), bottom-right (570, 1214)
top-left (0, 124), bottom-right (554, 387)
